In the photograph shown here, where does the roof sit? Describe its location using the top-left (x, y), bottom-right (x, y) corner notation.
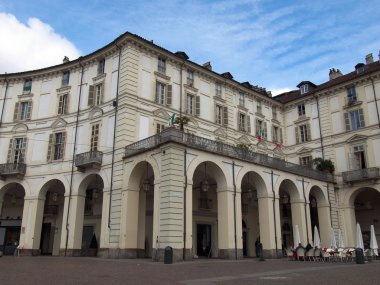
top-left (275, 61), bottom-right (380, 103)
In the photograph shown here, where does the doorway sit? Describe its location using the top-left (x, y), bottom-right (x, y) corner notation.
top-left (40, 223), bottom-right (52, 255)
top-left (197, 224), bottom-right (212, 257)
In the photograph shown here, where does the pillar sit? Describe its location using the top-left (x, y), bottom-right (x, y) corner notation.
top-left (340, 204), bottom-right (356, 247)
top-left (98, 187), bottom-right (111, 257)
top-left (317, 203), bottom-right (332, 247)
top-left (183, 181), bottom-right (193, 260)
top-left (291, 199), bottom-right (308, 245)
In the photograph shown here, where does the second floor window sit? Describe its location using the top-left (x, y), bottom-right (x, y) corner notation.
top-left (14, 101), bottom-right (32, 121)
top-left (298, 103), bottom-right (305, 116)
top-left (186, 94), bottom-right (200, 116)
top-left (239, 93), bottom-right (245, 107)
top-left (295, 124), bottom-right (311, 143)
top-left (155, 82), bottom-right (172, 106)
top-left (47, 132), bottom-right (66, 161)
top-left (215, 82), bottom-right (222, 97)
top-left (98, 58), bottom-right (105, 75)
top-left (156, 123), bottom-right (165, 134)
top-left (62, 71), bottom-right (70, 86)
top-left (7, 137), bottom-right (27, 164)
top-left (158, 57), bottom-right (166, 74)
top-left (88, 83), bottom-right (104, 106)
top-left (58, 94), bottom-right (68, 115)
top-left (255, 119), bottom-right (267, 139)
top-left (347, 86), bottom-right (357, 104)
top-left (238, 113), bottom-right (250, 132)
top-left (90, 124), bottom-right (100, 151)
top-left (272, 107), bottom-right (277, 119)
top-left (344, 109), bottom-right (365, 131)
top-left (215, 105), bottom-right (228, 126)
top-left (299, 155), bottom-right (312, 167)
top-left (23, 79), bottom-right (32, 93)
top-left (187, 70), bottom-right (194, 86)
top-left (257, 100), bottom-right (262, 113)
top-left (272, 125), bottom-right (283, 143)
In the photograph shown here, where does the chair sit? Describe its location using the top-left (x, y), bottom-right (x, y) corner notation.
top-left (321, 250), bottom-right (331, 262)
top-left (296, 247), bottom-right (306, 261)
top-left (347, 249), bottom-right (355, 262)
top-left (337, 248), bottom-right (347, 262)
top-left (314, 248), bottom-right (322, 262)
top-left (305, 248), bottom-right (315, 261)
top-left (285, 248), bottom-right (294, 261)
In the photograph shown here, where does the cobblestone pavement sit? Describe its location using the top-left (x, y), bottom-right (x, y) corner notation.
top-left (0, 256), bottom-right (379, 285)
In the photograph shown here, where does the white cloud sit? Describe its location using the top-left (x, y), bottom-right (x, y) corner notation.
top-left (270, 88), bottom-right (293, 96)
top-left (0, 13), bottom-right (81, 73)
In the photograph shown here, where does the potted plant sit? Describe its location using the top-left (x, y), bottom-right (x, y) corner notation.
top-left (313, 158), bottom-right (335, 174)
top-left (174, 116), bottom-right (190, 130)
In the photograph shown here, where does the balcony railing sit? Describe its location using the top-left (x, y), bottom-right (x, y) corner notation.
top-left (0, 163), bottom-right (26, 179)
top-left (75, 151), bottom-right (103, 171)
top-left (125, 128), bottom-right (334, 183)
top-left (342, 167), bottom-right (380, 183)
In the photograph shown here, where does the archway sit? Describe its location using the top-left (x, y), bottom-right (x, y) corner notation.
top-left (0, 183), bottom-right (25, 255)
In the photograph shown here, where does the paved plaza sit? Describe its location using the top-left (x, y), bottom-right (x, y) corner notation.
top-left (0, 256), bottom-right (379, 285)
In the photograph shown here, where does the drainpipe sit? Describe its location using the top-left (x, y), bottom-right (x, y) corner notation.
top-left (314, 95), bottom-right (324, 159)
top-left (232, 161), bottom-right (237, 260)
top-left (271, 170), bottom-right (278, 257)
top-left (179, 63), bottom-right (184, 130)
top-left (183, 148), bottom-right (187, 260)
top-left (327, 184), bottom-right (333, 227)
top-left (0, 74), bottom-right (9, 129)
top-left (301, 178), bottom-right (309, 244)
top-left (108, 44), bottom-right (122, 229)
top-left (369, 77), bottom-right (380, 128)
top-left (65, 59), bottom-right (84, 256)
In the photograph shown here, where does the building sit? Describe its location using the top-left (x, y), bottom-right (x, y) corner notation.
top-left (0, 32), bottom-right (378, 260)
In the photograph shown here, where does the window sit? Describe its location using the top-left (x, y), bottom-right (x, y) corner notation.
top-left (272, 107), bottom-right (277, 119)
top-left (347, 86), bottom-right (357, 104)
top-left (272, 126), bottom-right (282, 143)
top-left (7, 137), bottom-right (27, 164)
top-left (300, 84), bottom-right (309, 94)
top-left (238, 112), bottom-right (250, 132)
top-left (350, 145), bottom-right (366, 169)
top-left (186, 94), bottom-right (200, 116)
top-left (155, 82), bottom-right (172, 106)
top-left (215, 82), bottom-right (222, 97)
top-left (47, 132), bottom-right (66, 161)
top-left (295, 124), bottom-right (311, 143)
top-left (23, 79), bottom-right (32, 93)
top-left (344, 109), bottom-right (365, 131)
top-left (255, 119), bottom-right (267, 139)
top-left (299, 156), bottom-right (313, 168)
top-left (187, 70), bottom-right (194, 86)
top-left (13, 101), bottom-right (32, 121)
top-left (215, 105), bottom-right (228, 126)
top-left (156, 123), bottom-right (165, 134)
top-left (90, 124), bottom-right (100, 151)
top-left (298, 103), bottom-right (306, 116)
top-left (62, 71), bottom-right (70, 86)
top-left (239, 93), bottom-right (245, 107)
top-left (257, 100), bottom-right (262, 113)
top-left (88, 83), bottom-right (104, 106)
top-left (158, 57), bottom-right (166, 74)
top-left (58, 94), bottom-right (68, 115)
top-left (98, 58), bottom-right (105, 75)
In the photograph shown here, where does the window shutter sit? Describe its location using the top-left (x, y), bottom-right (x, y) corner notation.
top-left (166, 85), bottom-right (172, 106)
top-left (359, 108), bottom-right (365, 128)
top-left (26, 101), bottom-right (32, 120)
top-left (344, 112), bottom-right (350, 131)
top-left (280, 128), bottom-right (283, 143)
top-left (195, 96), bottom-right (200, 116)
top-left (13, 102), bottom-right (20, 121)
top-left (88, 85), bottom-right (95, 106)
top-left (21, 137), bottom-right (27, 163)
top-left (272, 126), bottom-right (275, 141)
top-left (100, 83), bottom-right (105, 103)
top-left (58, 95), bottom-right (63, 115)
top-left (255, 119), bottom-right (259, 136)
top-left (223, 106), bottom-right (228, 126)
top-left (47, 134), bottom-right (53, 161)
top-left (306, 124), bottom-right (311, 141)
top-left (64, 95), bottom-right (69, 114)
top-left (155, 83), bottom-right (159, 104)
top-left (238, 113), bottom-right (242, 131)
top-left (295, 127), bottom-right (299, 144)
top-left (264, 122), bottom-right (267, 139)
top-left (247, 115), bottom-right (251, 133)
top-left (60, 132), bottom-right (66, 159)
top-left (299, 157), bottom-right (302, 165)
top-left (7, 138), bottom-right (14, 163)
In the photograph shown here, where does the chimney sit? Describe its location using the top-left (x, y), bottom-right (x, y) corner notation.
top-left (365, 53), bottom-right (374, 64)
top-left (202, 61), bottom-right (212, 70)
top-left (329, 68), bottom-right (343, 80)
top-left (63, 56), bottom-right (70, 63)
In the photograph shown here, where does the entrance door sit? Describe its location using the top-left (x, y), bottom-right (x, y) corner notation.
top-left (242, 231), bottom-right (247, 257)
top-left (197, 224), bottom-right (212, 257)
top-left (81, 225), bottom-right (94, 256)
top-left (40, 223), bottom-right (52, 255)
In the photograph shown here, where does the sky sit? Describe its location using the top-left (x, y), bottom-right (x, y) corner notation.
top-left (1, 0), bottom-right (380, 95)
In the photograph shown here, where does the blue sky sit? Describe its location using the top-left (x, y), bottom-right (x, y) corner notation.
top-left (1, 0), bottom-right (380, 94)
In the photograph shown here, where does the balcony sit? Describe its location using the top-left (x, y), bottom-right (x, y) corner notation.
top-left (0, 163), bottom-right (26, 180)
top-left (125, 128), bottom-right (334, 183)
top-left (342, 167), bottom-right (380, 184)
top-left (75, 151), bottom-right (103, 172)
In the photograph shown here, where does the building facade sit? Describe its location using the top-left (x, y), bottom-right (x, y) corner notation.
top-left (0, 32), bottom-right (378, 260)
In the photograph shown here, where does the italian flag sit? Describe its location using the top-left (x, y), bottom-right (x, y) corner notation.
top-left (258, 129), bottom-right (265, 141)
top-left (168, 113), bottom-right (176, 127)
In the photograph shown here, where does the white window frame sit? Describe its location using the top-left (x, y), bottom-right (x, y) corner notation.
top-left (298, 103), bottom-right (306, 116)
top-left (158, 57), bottom-right (166, 74)
top-left (215, 82), bottom-right (222, 97)
top-left (187, 70), bottom-right (194, 86)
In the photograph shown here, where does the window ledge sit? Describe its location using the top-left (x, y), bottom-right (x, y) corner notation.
top-left (184, 84), bottom-right (198, 93)
top-left (343, 100), bottom-right (362, 110)
top-left (214, 96), bottom-right (226, 103)
top-left (294, 116), bottom-right (310, 124)
top-left (154, 71), bottom-right (171, 81)
top-left (92, 73), bottom-right (106, 82)
top-left (271, 118), bottom-right (280, 125)
top-left (56, 85), bottom-right (71, 93)
top-left (255, 112), bottom-right (265, 119)
top-left (18, 92), bottom-right (33, 99)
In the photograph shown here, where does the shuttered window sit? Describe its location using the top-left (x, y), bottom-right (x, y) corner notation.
top-left (58, 94), bottom-right (69, 115)
top-left (47, 132), bottom-right (66, 161)
top-left (272, 126), bottom-right (283, 143)
top-left (155, 82), bottom-right (172, 106)
top-left (255, 119), bottom-right (267, 139)
top-left (7, 137), bottom-right (27, 164)
top-left (238, 113), bottom-right (250, 132)
top-left (344, 109), bottom-right (365, 131)
top-left (14, 101), bottom-right (32, 121)
top-left (299, 156), bottom-right (312, 167)
top-left (296, 124), bottom-right (311, 143)
top-left (90, 124), bottom-right (100, 151)
top-left (88, 83), bottom-right (104, 107)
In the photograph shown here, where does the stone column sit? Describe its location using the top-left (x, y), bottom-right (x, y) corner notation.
top-left (291, 199), bottom-right (308, 245)
top-left (183, 181), bottom-right (193, 260)
top-left (340, 203), bottom-right (356, 247)
top-left (152, 183), bottom-right (161, 259)
top-left (19, 196), bottom-right (45, 256)
top-left (98, 187), bottom-right (110, 257)
top-left (60, 193), bottom-right (85, 256)
top-left (258, 193), bottom-right (281, 258)
top-left (317, 203), bottom-right (332, 247)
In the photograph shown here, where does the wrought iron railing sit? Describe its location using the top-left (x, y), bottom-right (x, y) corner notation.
top-left (125, 128), bottom-right (334, 183)
top-left (0, 163), bottom-right (26, 177)
top-left (342, 167), bottom-right (380, 183)
top-left (75, 151), bottom-right (103, 167)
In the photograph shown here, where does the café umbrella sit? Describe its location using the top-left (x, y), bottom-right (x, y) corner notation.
top-left (293, 224), bottom-right (301, 247)
top-left (370, 225), bottom-right (378, 256)
top-left (356, 223), bottom-right (364, 250)
top-left (313, 226), bottom-right (321, 248)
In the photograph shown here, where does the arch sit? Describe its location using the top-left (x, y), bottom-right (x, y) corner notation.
top-left (237, 169), bottom-right (268, 198)
top-left (277, 178), bottom-right (301, 201)
top-left (308, 185), bottom-right (328, 206)
top-left (77, 173), bottom-right (105, 197)
top-left (0, 182), bottom-right (26, 199)
top-left (123, 157), bottom-right (160, 191)
top-left (38, 179), bottom-right (66, 199)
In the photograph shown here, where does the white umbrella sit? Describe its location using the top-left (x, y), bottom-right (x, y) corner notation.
top-left (313, 226), bottom-right (321, 248)
top-left (356, 223), bottom-right (364, 250)
top-left (370, 225), bottom-right (378, 256)
top-left (330, 228), bottom-right (337, 249)
top-left (293, 224), bottom-right (301, 247)
top-left (338, 229), bottom-right (345, 248)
